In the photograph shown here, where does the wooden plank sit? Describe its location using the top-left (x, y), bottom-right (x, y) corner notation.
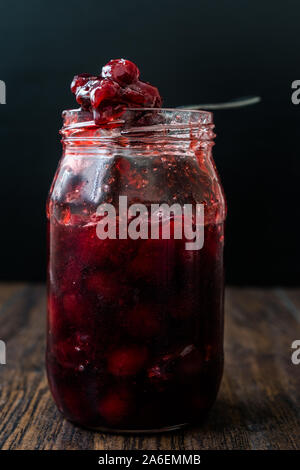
top-left (0, 284), bottom-right (299, 450)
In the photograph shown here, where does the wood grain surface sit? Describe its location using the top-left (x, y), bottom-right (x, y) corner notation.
top-left (0, 283), bottom-right (299, 450)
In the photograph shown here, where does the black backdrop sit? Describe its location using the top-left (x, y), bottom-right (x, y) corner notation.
top-left (0, 0), bottom-right (299, 285)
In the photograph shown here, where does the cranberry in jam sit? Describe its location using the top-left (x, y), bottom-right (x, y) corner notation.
top-left (70, 58), bottom-right (162, 125)
top-left (46, 60), bottom-right (226, 432)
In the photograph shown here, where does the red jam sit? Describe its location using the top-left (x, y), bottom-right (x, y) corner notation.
top-left (47, 220), bottom-right (224, 430)
top-left (70, 59), bottom-right (162, 125)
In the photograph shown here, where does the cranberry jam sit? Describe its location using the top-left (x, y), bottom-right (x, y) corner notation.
top-left (70, 59), bottom-right (162, 125)
top-left (46, 60), bottom-right (226, 432)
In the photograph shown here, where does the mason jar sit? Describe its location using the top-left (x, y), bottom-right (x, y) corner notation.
top-left (46, 108), bottom-right (226, 432)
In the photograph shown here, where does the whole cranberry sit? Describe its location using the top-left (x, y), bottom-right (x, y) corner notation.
top-left (177, 346), bottom-right (204, 382)
top-left (62, 291), bottom-right (87, 325)
top-left (123, 81), bottom-right (162, 107)
top-left (98, 386), bottom-right (132, 424)
top-left (77, 226), bottom-right (115, 267)
top-left (107, 345), bottom-right (148, 376)
top-left (77, 225), bottom-right (137, 269)
top-left (93, 104), bottom-right (126, 125)
top-left (75, 79), bottom-right (100, 110)
top-left (125, 304), bottom-right (161, 338)
top-left (90, 78), bottom-right (121, 109)
top-left (129, 238), bottom-right (175, 283)
top-left (102, 59), bottom-right (140, 86)
top-left (85, 271), bottom-right (123, 303)
top-left (113, 156), bottom-right (131, 177)
top-left (60, 386), bottom-right (92, 424)
top-left (54, 332), bottom-right (93, 370)
top-left (70, 73), bottom-right (97, 95)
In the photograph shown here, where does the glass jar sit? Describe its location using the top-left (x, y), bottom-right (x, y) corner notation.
top-left (46, 108), bottom-right (226, 432)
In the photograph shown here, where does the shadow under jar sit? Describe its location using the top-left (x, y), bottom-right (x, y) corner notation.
top-left (46, 108), bottom-right (226, 432)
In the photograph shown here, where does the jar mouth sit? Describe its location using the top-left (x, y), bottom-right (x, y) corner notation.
top-left (61, 108), bottom-right (215, 141)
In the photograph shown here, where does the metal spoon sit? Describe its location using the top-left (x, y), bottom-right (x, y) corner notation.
top-left (177, 96), bottom-right (261, 110)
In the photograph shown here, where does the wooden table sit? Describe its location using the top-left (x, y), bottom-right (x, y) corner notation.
top-left (0, 283), bottom-right (299, 450)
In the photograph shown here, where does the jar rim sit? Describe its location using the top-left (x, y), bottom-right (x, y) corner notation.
top-left (62, 107), bottom-right (213, 126)
top-left (61, 108), bottom-right (215, 142)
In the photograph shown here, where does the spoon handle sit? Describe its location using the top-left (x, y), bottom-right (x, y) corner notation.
top-left (178, 96), bottom-right (261, 110)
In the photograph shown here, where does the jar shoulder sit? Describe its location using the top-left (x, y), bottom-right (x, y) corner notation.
top-left (48, 152), bottom-right (226, 224)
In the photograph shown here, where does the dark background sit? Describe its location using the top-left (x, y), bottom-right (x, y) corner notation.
top-left (0, 0), bottom-right (299, 285)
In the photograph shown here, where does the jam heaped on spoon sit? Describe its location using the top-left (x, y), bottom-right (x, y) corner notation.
top-left (70, 59), bottom-right (162, 125)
